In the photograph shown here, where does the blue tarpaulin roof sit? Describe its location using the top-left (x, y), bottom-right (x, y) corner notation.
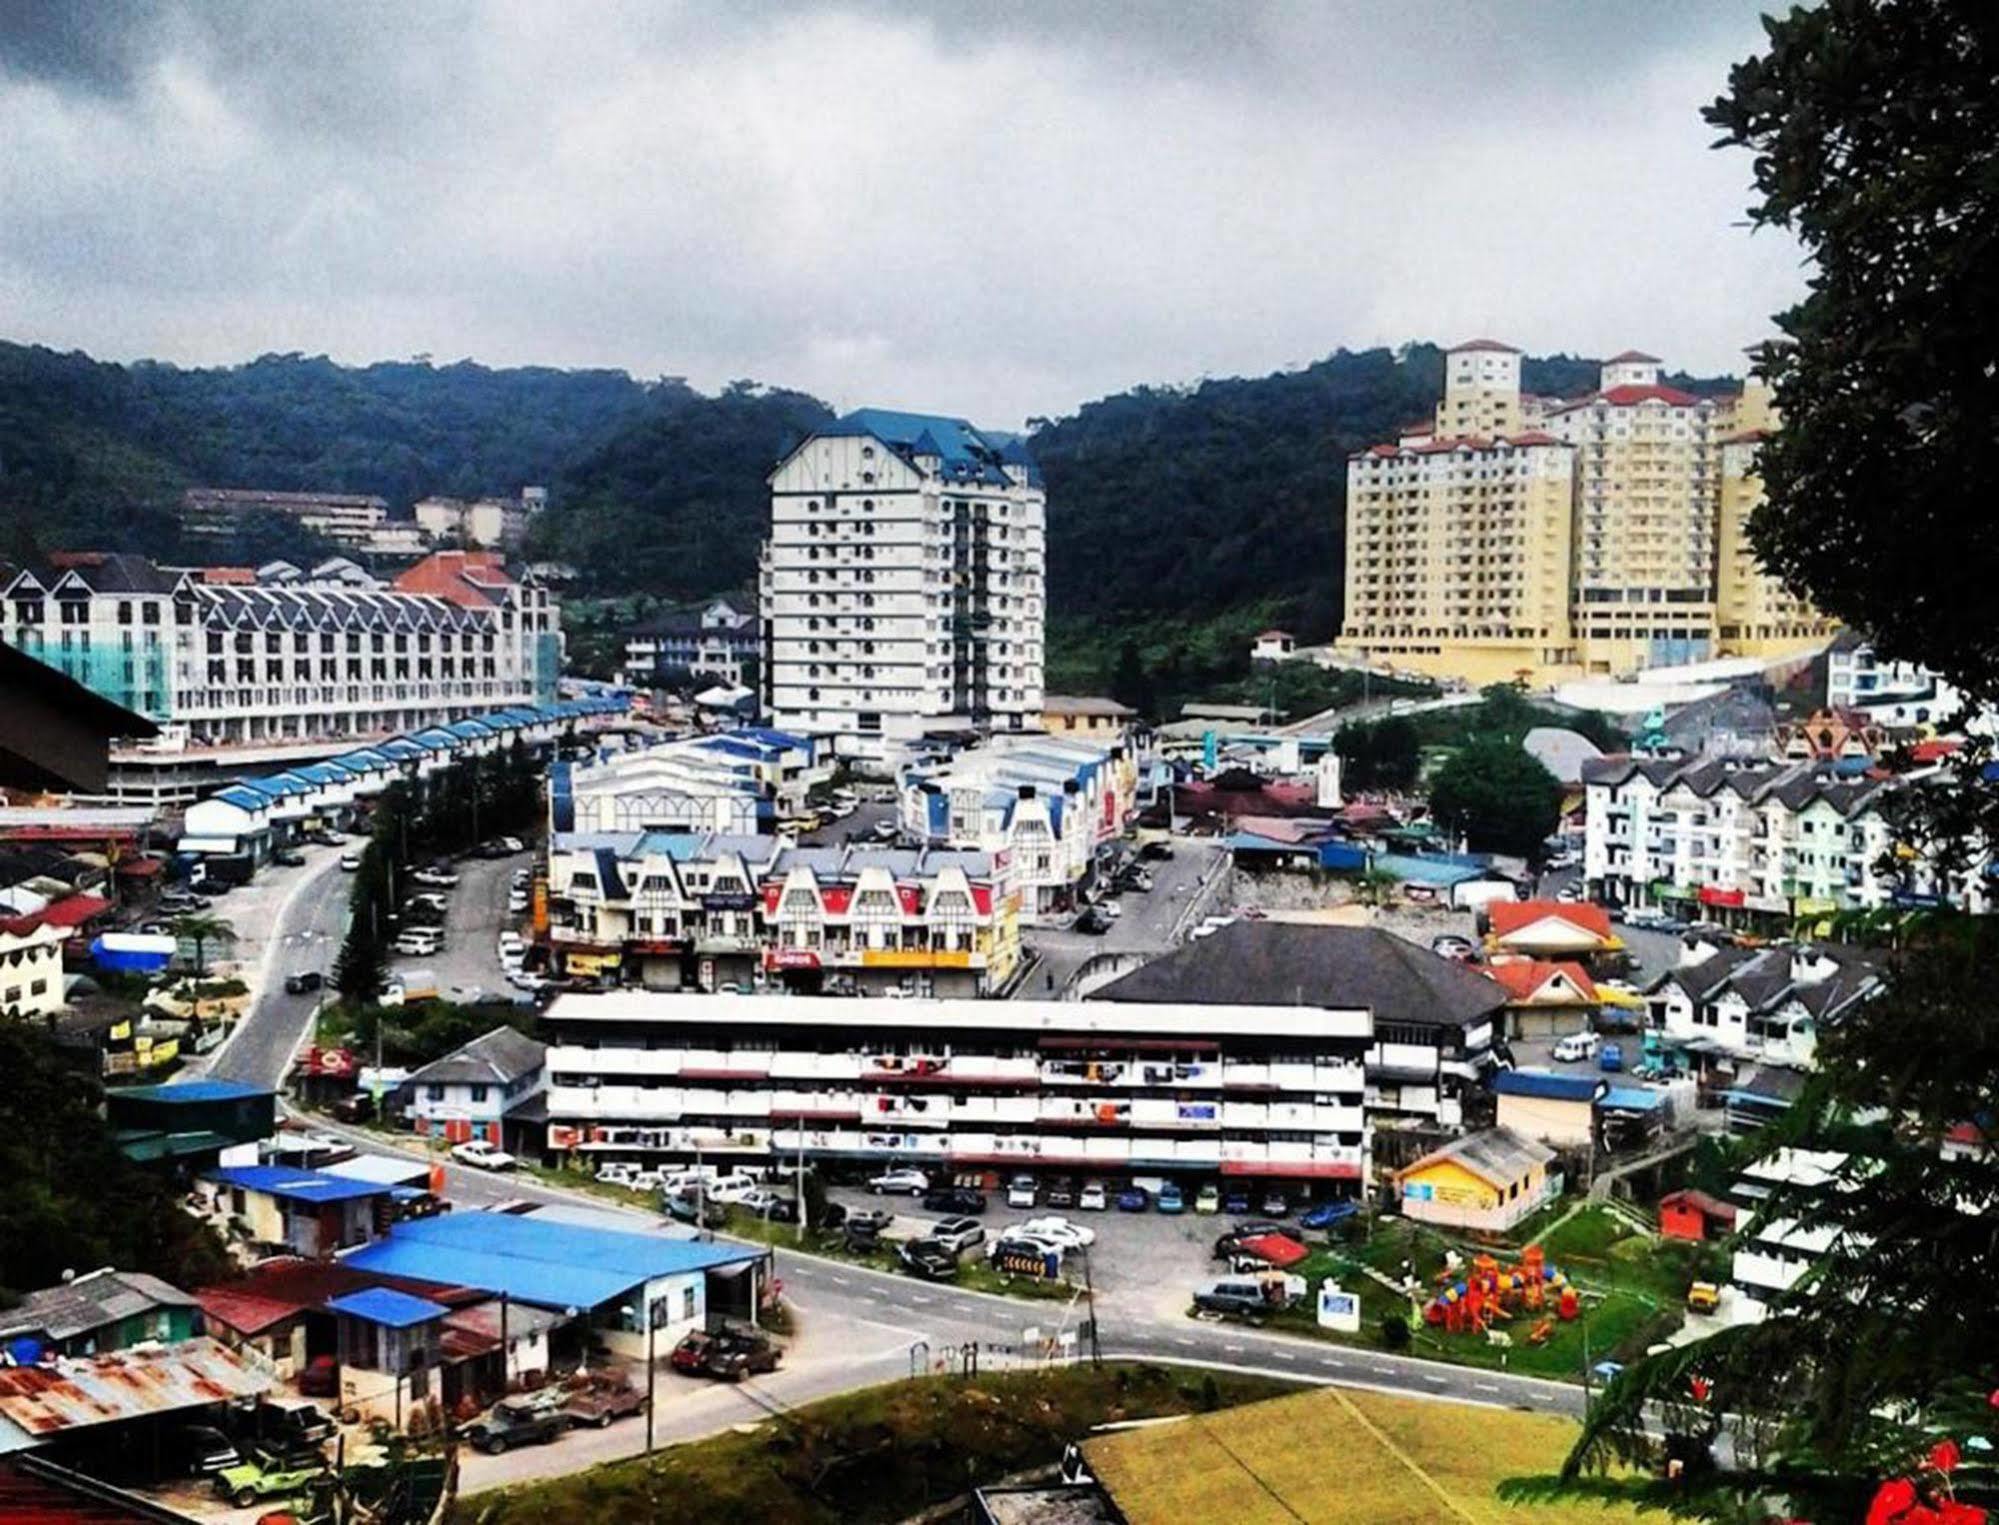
top-left (1492, 1070), bottom-right (1604, 1103)
top-left (326, 1287), bottom-right (449, 1328)
top-left (340, 1211), bottom-right (765, 1310)
top-left (206, 1165), bottom-right (391, 1204)
top-left (1601, 1085), bottom-right (1666, 1111)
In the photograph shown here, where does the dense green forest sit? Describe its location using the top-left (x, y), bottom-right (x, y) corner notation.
top-left (0, 337), bottom-right (1734, 663)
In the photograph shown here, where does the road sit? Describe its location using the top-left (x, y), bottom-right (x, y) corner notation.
top-left (198, 850), bottom-right (351, 1090)
top-left (1013, 839), bottom-right (1226, 998)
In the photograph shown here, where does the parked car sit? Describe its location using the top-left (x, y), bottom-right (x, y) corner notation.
top-left (561, 1378), bottom-right (647, 1429)
top-left (1300, 1199), bottom-right (1360, 1231)
top-left (663, 1192), bottom-right (729, 1230)
top-left (1115, 1184), bottom-right (1149, 1212)
top-left (1195, 1183), bottom-right (1221, 1214)
top-left (705, 1171), bottom-right (762, 1203)
top-left (164, 1423), bottom-right (241, 1477)
top-left (1075, 906), bottom-right (1112, 935)
top-left (215, 1450), bottom-right (329, 1509)
top-left (872, 819), bottom-right (900, 841)
top-left (1156, 1182), bottom-right (1186, 1213)
top-left (1258, 1190), bottom-right (1289, 1217)
top-left (1139, 840), bottom-right (1175, 860)
top-left (1044, 1176), bottom-right (1077, 1209)
top-left (465, 1397), bottom-right (568, 1455)
top-left (282, 970), bottom-right (323, 995)
top-left (1017, 1215), bottom-right (1095, 1249)
top-left (1553, 1031), bottom-right (1601, 1063)
top-left (672, 1328), bottom-right (780, 1382)
top-left (1078, 1179), bottom-right (1109, 1211)
top-left (1189, 915), bottom-right (1236, 940)
top-left (338, 853), bottom-right (362, 871)
top-left (271, 849), bottom-right (307, 868)
top-left (921, 1186), bottom-right (987, 1215)
top-left (451, 1139), bottom-right (516, 1171)
top-left (736, 1188), bottom-right (799, 1222)
top-left (868, 1167), bottom-right (930, 1196)
top-left (928, 1216), bottom-right (986, 1254)
top-left (1599, 1042), bottom-right (1625, 1073)
top-left (898, 1238), bottom-right (962, 1281)
top-left (411, 867), bottom-right (460, 888)
top-left (1192, 1278), bottom-right (1277, 1319)
top-left (1686, 1281), bottom-right (1722, 1314)
top-left (1006, 1174), bottom-right (1039, 1208)
top-left (1430, 933), bottom-right (1478, 962)
top-left (249, 1399), bottom-right (335, 1451)
top-left (295, 1355), bottom-right (338, 1398)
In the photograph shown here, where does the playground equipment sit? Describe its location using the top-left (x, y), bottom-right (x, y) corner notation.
top-left (1422, 1245), bottom-right (1579, 1336)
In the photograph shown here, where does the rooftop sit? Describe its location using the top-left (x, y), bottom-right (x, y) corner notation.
top-left (204, 1164), bottom-right (393, 1205)
top-left (339, 1211), bottom-right (767, 1311)
top-left (0, 1339), bottom-right (269, 1447)
top-left (326, 1288), bottom-right (450, 1329)
top-left (405, 1026), bottom-right (545, 1090)
top-left (1090, 923), bottom-right (1506, 1030)
top-left (1403, 1125), bottom-right (1555, 1188)
top-left (0, 1271), bottom-right (196, 1346)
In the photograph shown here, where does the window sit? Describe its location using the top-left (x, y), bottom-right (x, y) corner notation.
top-left (469, 1084), bottom-right (489, 1103)
top-left (682, 1286), bottom-right (697, 1320)
top-left (426, 1084), bottom-right (445, 1101)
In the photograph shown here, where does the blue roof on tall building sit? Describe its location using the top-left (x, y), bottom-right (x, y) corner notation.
top-left (823, 407), bottom-right (1034, 486)
top-left (340, 1211), bottom-right (765, 1310)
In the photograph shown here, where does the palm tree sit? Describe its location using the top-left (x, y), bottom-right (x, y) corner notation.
top-left (1355, 865), bottom-right (1401, 908)
top-left (171, 913), bottom-right (238, 979)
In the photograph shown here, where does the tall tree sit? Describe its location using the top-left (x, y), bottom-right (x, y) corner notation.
top-left (1514, 4), bottom-right (1999, 1519)
top-left (1428, 739), bottom-right (1561, 860)
top-left (171, 912), bottom-right (237, 979)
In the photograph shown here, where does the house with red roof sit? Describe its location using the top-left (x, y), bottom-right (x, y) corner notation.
top-left (1483, 900), bottom-right (1617, 961)
top-left (1482, 958), bottom-right (1599, 1039)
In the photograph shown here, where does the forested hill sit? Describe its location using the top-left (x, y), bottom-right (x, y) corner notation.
top-left (0, 338), bottom-right (1735, 635)
top-left (0, 343), bottom-right (662, 561)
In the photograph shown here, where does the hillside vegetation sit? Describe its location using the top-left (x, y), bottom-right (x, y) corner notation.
top-left (0, 338), bottom-right (1735, 654)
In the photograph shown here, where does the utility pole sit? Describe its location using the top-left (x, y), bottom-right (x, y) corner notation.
top-left (1082, 1245), bottom-right (1101, 1367)
top-left (795, 1134), bottom-right (807, 1246)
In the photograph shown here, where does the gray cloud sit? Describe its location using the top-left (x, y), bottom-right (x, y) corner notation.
top-left (0, 0), bottom-right (1798, 427)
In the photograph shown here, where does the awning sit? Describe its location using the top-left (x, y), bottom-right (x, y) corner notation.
top-left (177, 836), bottom-right (241, 854)
top-left (1698, 885), bottom-right (1746, 908)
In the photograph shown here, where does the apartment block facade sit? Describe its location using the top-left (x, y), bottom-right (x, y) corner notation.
top-left (540, 991), bottom-right (1373, 1188)
top-left (181, 488), bottom-right (389, 549)
top-left (0, 551), bottom-right (561, 748)
top-left (760, 409), bottom-right (1046, 761)
top-left (1341, 342), bottom-right (1835, 683)
top-left (1580, 753), bottom-right (1989, 919)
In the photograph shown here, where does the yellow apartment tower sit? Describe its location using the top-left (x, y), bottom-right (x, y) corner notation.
top-left (1715, 382), bottom-right (1837, 657)
top-left (1340, 342), bottom-right (1835, 685)
top-left (1340, 340), bottom-right (1576, 685)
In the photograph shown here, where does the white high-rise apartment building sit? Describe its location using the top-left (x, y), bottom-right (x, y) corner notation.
top-left (760, 410), bottom-right (1045, 761)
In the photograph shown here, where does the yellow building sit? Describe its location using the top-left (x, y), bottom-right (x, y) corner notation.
top-left (1714, 388), bottom-right (1838, 659)
top-left (1543, 353), bottom-right (1722, 675)
top-left (1039, 693), bottom-right (1136, 739)
top-left (1338, 344), bottom-right (1835, 688)
top-left (1396, 1125), bottom-right (1558, 1234)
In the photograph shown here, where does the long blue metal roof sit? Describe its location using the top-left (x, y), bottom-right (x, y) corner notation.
top-left (341, 1211), bottom-right (764, 1310)
top-left (206, 1165), bottom-right (391, 1204)
top-left (327, 1287), bottom-right (449, 1328)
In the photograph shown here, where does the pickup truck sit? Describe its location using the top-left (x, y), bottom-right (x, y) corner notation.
top-left (561, 1379), bottom-right (647, 1429)
top-left (465, 1395), bottom-right (569, 1455)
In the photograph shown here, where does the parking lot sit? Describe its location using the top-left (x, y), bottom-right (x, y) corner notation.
top-left (383, 847), bottom-right (534, 1001)
top-left (821, 1173), bottom-right (1340, 1320)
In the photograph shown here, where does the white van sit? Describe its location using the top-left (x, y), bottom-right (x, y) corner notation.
top-left (1552, 1031), bottom-right (1601, 1063)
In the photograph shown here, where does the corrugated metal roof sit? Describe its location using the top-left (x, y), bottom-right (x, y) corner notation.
top-left (204, 1165), bottom-right (390, 1204)
top-left (0, 1339), bottom-right (269, 1440)
top-left (326, 1289), bottom-right (447, 1329)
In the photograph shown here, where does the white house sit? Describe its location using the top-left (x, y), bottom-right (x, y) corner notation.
top-left (0, 923), bottom-right (66, 1020)
top-left (404, 1027), bottom-right (547, 1152)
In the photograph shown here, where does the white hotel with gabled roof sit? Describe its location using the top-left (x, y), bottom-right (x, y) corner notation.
top-left (759, 408), bottom-right (1045, 762)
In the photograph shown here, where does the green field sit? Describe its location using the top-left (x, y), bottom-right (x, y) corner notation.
top-left (455, 1364), bottom-right (1298, 1525)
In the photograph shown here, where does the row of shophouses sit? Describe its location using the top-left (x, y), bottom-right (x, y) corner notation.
top-left (546, 834), bottom-right (1021, 997)
top-left (1580, 752), bottom-right (1992, 921)
top-left (180, 697), bottom-right (629, 861)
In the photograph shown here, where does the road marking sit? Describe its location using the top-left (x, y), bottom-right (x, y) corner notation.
top-left (1272, 1352), bottom-right (1298, 1363)
top-left (831, 1276), bottom-right (852, 1287)
top-left (1173, 1338), bottom-right (1196, 1348)
top-left (1224, 1344), bottom-right (1244, 1354)
top-left (1372, 1365), bottom-right (1394, 1376)
top-left (1424, 1375), bottom-right (1448, 1386)
top-left (1474, 1382), bottom-right (1501, 1393)
top-left (908, 1295), bottom-right (933, 1305)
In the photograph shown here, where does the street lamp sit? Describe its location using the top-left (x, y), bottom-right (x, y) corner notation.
top-left (620, 1300), bottom-right (658, 1454)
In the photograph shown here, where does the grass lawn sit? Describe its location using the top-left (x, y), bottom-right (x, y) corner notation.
top-left (1085, 1383), bottom-right (1644, 1525)
top-left (454, 1363), bottom-right (1299, 1525)
top-left (1244, 1213), bottom-right (1687, 1382)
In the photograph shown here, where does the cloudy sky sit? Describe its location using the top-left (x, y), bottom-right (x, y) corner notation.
top-left (0, 1), bottom-right (1801, 427)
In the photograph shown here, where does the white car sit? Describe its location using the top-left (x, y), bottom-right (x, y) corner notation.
top-left (451, 1139), bottom-right (516, 1171)
top-left (508, 895), bottom-right (530, 913)
top-left (1553, 1032), bottom-right (1601, 1062)
top-left (1099, 899), bottom-right (1123, 920)
top-left (1078, 1180), bottom-right (1108, 1211)
top-left (596, 1161), bottom-right (639, 1186)
top-left (506, 969), bottom-right (546, 993)
top-left (412, 867), bottom-right (461, 888)
top-left (1016, 1215), bottom-right (1096, 1250)
top-left (1006, 1174), bottom-right (1038, 1209)
top-left (499, 836), bottom-right (526, 854)
top-left (393, 934), bottom-right (441, 957)
top-left (338, 853), bottom-right (363, 871)
top-left (869, 1167), bottom-right (931, 1196)
top-left (706, 1172), bottom-right (762, 1203)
